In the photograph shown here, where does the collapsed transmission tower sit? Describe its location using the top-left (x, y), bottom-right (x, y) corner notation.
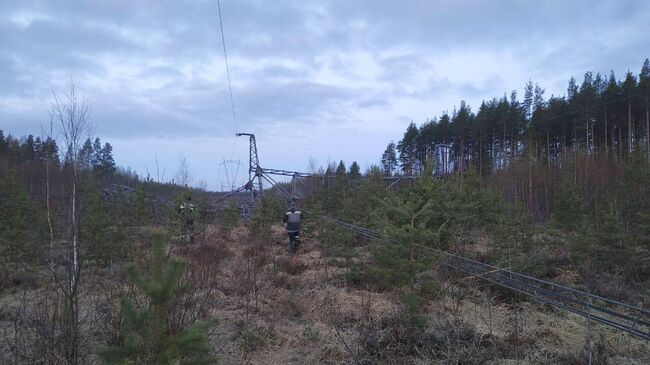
top-left (236, 133), bottom-right (264, 201)
top-left (213, 132), bottom-right (424, 218)
top-left (213, 132), bottom-right (321, 218)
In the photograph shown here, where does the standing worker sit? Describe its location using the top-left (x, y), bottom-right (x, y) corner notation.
top-left (178, 194), bottom-right (196, 244)
top-left (282, 201), bottom-right (302, 254)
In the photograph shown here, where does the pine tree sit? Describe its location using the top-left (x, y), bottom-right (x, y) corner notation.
top-left (79, 138), bottom-right (93, 170)
top-left (522, 80), bottom-right (534, 122)
top-left (621, 71), bottom-right (638, 154)
top-left (397, 123), bottom-right (419, 175)
top-left (98, 232), bottom-right (216, 364)
top-left (567, 76), bottom-right (578, 101)
top-left (451, 101), bottom-right (474, 173)
top-left (20, 135), bottom-right (36, 161)
top-left (381, 142), bottom-right (398, 176)
top-left (369, 172), bottom-right (447, 289)
top-left (99, 142), bottom-right (116, 175)
top-left (638, 59), bottom-right (650, 157)
top-left (90, 137), bottom-right (101, 169)
top-left (34, 137), bottom-right (43, 160)
top-left (42, 137), bottom-right (60, 166)
top-left (0, 130), bottom-right (5, 151)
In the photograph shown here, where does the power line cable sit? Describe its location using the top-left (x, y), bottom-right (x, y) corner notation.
top-left (218, 0), bottom-right (238, 135)
top-left (320, 215), bottom-right (650, 341)
top-left (217, 0), bottom-right (243, 189)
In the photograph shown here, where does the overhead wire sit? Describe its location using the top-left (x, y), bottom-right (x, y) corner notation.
top-left (218, 0), bottom-right (238, 136)
top-left (217, 0), bottom-right (242, 188)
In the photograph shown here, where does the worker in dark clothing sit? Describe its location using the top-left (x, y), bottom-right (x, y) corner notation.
top-left (282, 202), bottom-right (302, 254)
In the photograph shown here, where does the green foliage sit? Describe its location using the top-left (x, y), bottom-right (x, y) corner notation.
top-left (573, 201), bottom-right (625, 273)
top-left (319, 221), bottom-right (355, 250)
top-left (398, 289), bottom-right (427, 329)
top-left (367, 242), bottom-right (436, 290)
top-left (348, 161), bottom-right (361, 180)
top-left (0, 170), bottom-right (44, 264)
top-left (81, 192), bottom-right (127, 265)
top-left (240, 328), bottom-right (266, 354)
top-left (131, 186), bottom-right (149, 226)
top-left (303, 324), bottom-right (320, 343)
top-left (417, 279), bottom-right (442, 300)
top-left (444, 169), bottom-right (505, 229)
top-left (366, 173), bottom-right (446, 290)
top-left (249, 195), bottom-right (283, 240)
top-left (571, 153), bottom-right (650, 279)
top-left (98, 232), bottom-right (216, 364)
top-left (553, 176), bottom-right (585, 231)
top-left (312, 166), bottom-right (511, 291)
top-left (219, 202), bottom-right (240, 236)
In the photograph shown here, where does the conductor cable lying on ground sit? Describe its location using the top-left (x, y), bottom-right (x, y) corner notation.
top-left (319, 215), bottom-right (650, 341)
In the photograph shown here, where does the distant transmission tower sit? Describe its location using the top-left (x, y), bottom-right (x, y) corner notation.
top-left (219, 159), bottom-right (242, 191)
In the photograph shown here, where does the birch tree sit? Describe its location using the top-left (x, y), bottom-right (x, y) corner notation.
top-left (50, 81), bottom-right (92, 364)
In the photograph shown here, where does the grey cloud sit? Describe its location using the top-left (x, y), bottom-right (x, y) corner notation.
top-left (1, 0), bottom-right (649, 186)
top-left (138, 66), bottom-right (184, 79)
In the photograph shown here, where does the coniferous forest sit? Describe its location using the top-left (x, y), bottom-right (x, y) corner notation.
top-left (1, 62), bottom-right (650, 364)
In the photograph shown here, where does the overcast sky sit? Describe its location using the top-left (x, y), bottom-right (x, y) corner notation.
top-left (1, 0), bottom-right (649, 190)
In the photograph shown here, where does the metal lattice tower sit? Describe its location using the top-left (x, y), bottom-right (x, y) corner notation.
top-left (212, 131), bottom-right (422, 219)
top-left (236, 133), bottom-right (263, 199)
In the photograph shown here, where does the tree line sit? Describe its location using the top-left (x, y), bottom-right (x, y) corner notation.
top-left (1, 131), bottom-right (116, 174)
top-left (382, 59), bottom-right (650, 176)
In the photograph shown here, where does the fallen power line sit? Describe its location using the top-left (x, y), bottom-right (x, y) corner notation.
top-left (319, 215), bottom-right (650, 341)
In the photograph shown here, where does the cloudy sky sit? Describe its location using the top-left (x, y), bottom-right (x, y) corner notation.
top-left (1, 0), bottom-right (649, 190)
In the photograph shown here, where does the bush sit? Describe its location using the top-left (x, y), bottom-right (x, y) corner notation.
top-left (219, 202), bottom-right (239, 237)
top-left (249, 195), bottom-right (283, 240)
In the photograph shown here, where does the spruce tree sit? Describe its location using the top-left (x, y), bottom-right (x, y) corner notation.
top-left (98, 232), bottom-right (216, 364)
top-left (335, 160), bottom-right (346, 176)
top-left (348, 161), bottom-right (361, 180)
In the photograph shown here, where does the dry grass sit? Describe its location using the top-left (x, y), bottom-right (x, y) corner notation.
top-left (1, 223), bottom-right (649, 364)
top-left (204, 223), bottom-right (650, 364)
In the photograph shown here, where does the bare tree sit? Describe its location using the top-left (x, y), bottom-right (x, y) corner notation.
top-left (50, 81), bottom-right (92, 365)
top-left (175, 154), bottom-right (193, 187)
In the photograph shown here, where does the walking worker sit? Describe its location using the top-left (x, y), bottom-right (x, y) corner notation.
top-left (282, 201), bottom-right (302, 254)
